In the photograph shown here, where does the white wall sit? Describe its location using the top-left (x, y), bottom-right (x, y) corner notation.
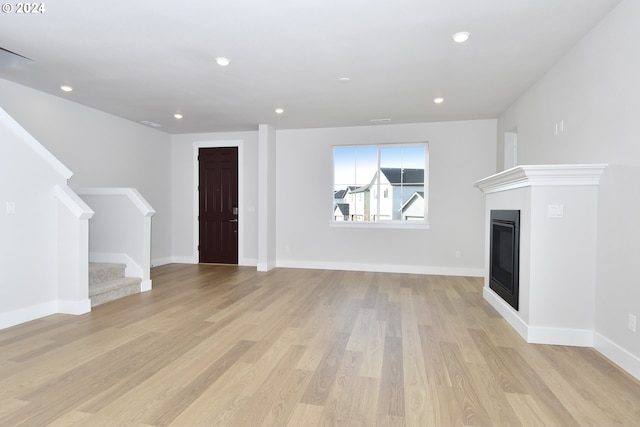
top-left (171, 131), bottom-right (260, 265)
top-left (275, 120), bottom-right (497, 275)
top-left (497, 0), bottom-right (640, 377)
top-left (0, 79), bottom-right (173, 265)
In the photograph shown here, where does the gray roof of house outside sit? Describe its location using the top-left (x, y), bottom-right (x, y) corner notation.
top-left (350, 183), bottom-right (372, 193)
top-left (334, 203), bottom-right (350, 215)
top-left (380, 168), bottom-right (424, 185)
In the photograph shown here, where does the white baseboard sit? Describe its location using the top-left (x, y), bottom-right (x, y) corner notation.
top-left (155, 257), bottom-right (483, 275)
top-left (530, 327), bottom-right (640, 377)
top-left (57, 299), bottom-right (91, 315)
top-left (257, 260), bottom-right (276, 272)
top-left (240, 257), bottom-right (258, 267)
top-left (594, 332), bottom-right (640, 381)
top-left (275, 259), bottom-right (484, 277)
top-left (0, 299), bottom-right (92, 330)
top-left (527, 326), bottom-right (593, 347)
top-left (0, 302), bottom-right (58, 330)
top-left (483, 287), bottom-right (594, 347)
top-left (156, 256), bottom-right (257, 268)
top-left (141, 279), bottom-right (152, 292)
top-left (152, 256), bottom-right (178, 267)
top-left (162, 256), bottom-right (197, 265)
top-left (484, 287), bottom-right (640, 381)
top-left (483, 288), bottom-right (529, 340)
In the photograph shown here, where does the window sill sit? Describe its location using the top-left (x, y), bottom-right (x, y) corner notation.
top-left (330, 221), bottom-right (430, 230)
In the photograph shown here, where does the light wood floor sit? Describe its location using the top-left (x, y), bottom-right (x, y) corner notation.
top-left (1, 265), bottom-right (639, 426)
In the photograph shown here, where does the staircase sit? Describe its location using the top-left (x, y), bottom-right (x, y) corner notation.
top-left (89, 262), bottom-right (142, 307)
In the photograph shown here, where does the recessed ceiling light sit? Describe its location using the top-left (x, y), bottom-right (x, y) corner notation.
top-left (452, 32), bottom-right (470, 43)
top-left (60, 85), bottom-right (73, 92)
top-left (215, 57), bottom-right (230, 66)
top-left (174, 113), bottom-right (183, 119)
top-left (275, 108), bottom-right (284, 114)
top-left (338, 77), bottom-right (351, 84)
top-left (434, 97), bottom-right (444, 104)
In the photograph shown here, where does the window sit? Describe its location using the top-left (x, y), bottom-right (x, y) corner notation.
top-left (333, 143), bottom-right (428, 226)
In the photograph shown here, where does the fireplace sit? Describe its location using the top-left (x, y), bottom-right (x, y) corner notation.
top-left (476, 165), bottom-right (606, 346)
top-left (490, 210), bottom-right (520, 310)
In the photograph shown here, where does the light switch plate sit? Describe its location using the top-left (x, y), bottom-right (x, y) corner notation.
top-left (548, 204), bottom-right (564, 218)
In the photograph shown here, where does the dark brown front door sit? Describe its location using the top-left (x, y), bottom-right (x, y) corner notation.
top-left (199, 147), bottom-right (238, 264)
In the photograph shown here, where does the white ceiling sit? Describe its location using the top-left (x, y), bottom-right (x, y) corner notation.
top-left (0, 0), bottom-right (622, 134)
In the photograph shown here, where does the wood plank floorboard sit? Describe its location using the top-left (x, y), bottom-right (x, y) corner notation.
top-left (1, 263), bottom-right (639, 426)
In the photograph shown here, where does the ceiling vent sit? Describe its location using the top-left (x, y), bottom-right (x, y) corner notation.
top-left (0, 47), bottom-right (34, 68)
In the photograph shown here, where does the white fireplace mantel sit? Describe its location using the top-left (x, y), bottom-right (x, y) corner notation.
top-left (474, 164), bottom-right (607, 194)
top-left (475, 164), bottom-right (607, 347)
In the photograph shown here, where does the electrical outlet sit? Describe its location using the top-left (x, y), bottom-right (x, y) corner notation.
top-left (455, 250), bottom-right (461, 259)
top-left (628, 314), bottom-right (637, 333)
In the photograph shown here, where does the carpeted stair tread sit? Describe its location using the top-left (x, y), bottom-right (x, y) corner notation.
top-left (88, 262), bottom-right (142, 307)
top-left (89, 262), bottom-right (127, 285)
top-left (89, 277), bottom-right (141, 296)
top-left (89, 277), bottom-right (141, 307)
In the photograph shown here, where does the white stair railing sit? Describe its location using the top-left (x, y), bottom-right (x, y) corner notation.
top-left (54, 185), bottom-right (95, 313)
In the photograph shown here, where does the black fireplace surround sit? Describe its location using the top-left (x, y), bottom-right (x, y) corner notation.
top-left (489, 210), bottom-right (520, 310)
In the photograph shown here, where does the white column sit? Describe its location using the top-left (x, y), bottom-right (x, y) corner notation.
top-left (258, 124), bottom-right (277, 271)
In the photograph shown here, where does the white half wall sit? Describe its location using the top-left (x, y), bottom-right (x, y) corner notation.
top-left (0, 107), bottom-right (88, 328)
top-left (275, 120), bottom-right (496, 276)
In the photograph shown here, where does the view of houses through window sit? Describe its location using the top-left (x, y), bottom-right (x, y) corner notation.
top-left (333, 143), bottom-right (427, 222)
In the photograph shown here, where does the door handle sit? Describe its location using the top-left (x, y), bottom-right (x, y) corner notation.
top-left (229, 219), bottom-right (238, 223)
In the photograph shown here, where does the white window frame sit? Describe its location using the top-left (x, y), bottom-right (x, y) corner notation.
top-left (331, 142), bottom-right (429, 229)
